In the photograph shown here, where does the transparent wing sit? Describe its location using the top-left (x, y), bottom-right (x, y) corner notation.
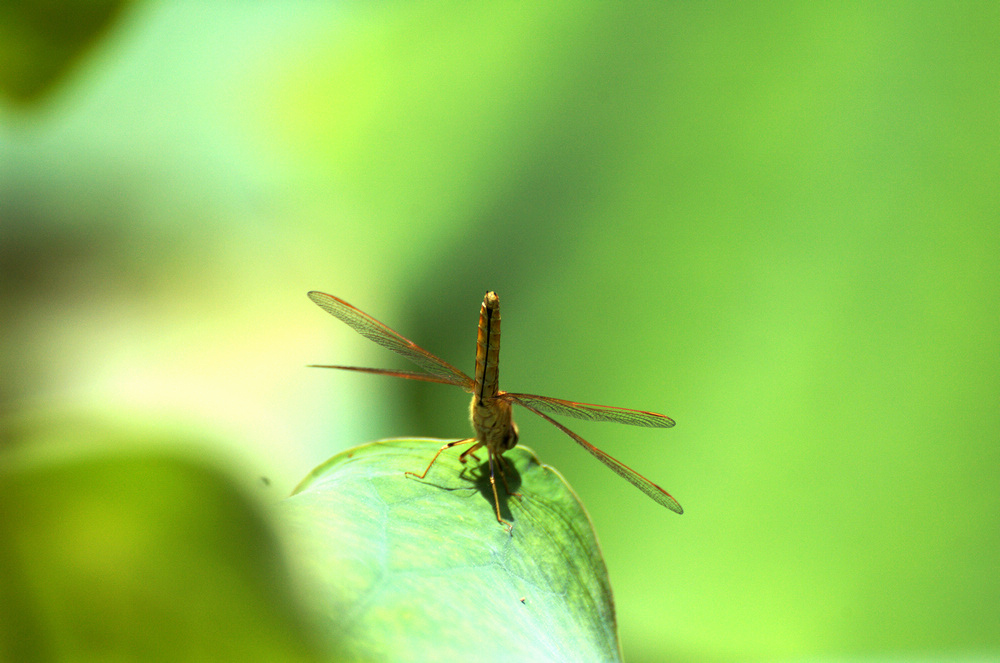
top-left (509, 396), bottom-right (683, 514)
top-left (308, 291), bottom-right (474, 389)
top-left (307, 365), bottom-right (471, 386)
top-left (502, 392), bottom-right (675, 428)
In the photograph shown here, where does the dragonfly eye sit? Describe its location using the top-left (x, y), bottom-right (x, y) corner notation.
top-left (504, 422), bottom-right (519, 450)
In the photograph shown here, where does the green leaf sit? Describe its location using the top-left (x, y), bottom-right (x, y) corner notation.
top-left (0, 451), bottom-right (327, 662)
top-left (278, 438), bottom-right (622, 662)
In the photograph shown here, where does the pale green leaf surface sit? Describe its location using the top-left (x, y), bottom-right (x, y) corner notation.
top-left (278, 438), bottom-right (621, 662)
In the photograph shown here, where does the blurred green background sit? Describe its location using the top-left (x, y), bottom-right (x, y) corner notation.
top-left (2, 2), bottom-right (998, 661)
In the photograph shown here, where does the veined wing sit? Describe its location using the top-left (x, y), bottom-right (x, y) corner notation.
top-left (501, 392), bottom-right (675, 428)
top-left (306, 365), bottom-right (471, 387)
top-left (308, 292), bottom-right (474, 388)
top-left (510, 396), bottom-right (683, 514)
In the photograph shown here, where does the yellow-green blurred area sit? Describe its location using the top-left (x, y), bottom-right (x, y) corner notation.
top-left (1, 2), bottom-right (998, 661)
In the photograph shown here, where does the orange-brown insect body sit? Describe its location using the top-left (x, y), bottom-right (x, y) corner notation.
top-left (470, 292), bottom-right (519, 458)
top-left (307, 288), bottom-right (683, 533)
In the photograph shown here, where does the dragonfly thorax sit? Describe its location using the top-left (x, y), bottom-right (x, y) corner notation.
top-left (470, 395), bottom-right (519, 452)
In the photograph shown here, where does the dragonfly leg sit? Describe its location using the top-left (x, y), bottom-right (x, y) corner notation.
top-left (494, 453), bottom-right (523, 501)
top-left (487, 449), bottom-right (514, 534)
top-left (405, 438), bottom-right (476, 480)
top-left (458, 443), bottom-right (482, 464)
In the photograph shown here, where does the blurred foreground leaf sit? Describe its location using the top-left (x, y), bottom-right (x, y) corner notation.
top-left (278, 438), bottom-right (621, 662)
top-left (0, 449), bottom-right (325, 662)
top-left (0, 0), bottom-right (130, 103)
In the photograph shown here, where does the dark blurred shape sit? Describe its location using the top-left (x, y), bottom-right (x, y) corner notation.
top-left (0, 0), bottom-right (130, 103)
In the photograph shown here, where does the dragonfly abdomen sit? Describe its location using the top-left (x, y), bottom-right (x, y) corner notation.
top-left (474, 291), bottom-right (502, 404)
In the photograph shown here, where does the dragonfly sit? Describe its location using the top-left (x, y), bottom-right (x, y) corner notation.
top-left (308, 290), bottom-right (682, 529)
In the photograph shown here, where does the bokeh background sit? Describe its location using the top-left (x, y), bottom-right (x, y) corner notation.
top-left (2, 2), bottom-right (998, 661)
